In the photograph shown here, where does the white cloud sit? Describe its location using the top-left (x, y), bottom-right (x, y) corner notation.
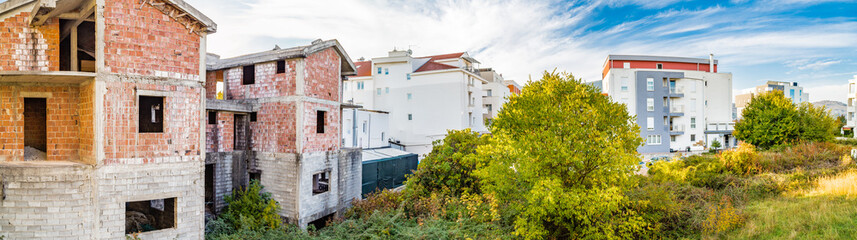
top-left (186, 0), bottom-right (857, 87)
top-left (804, 83), bottom-right (849, 102)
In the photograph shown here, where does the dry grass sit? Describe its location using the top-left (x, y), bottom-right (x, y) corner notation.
top-left (806, 170), bottom-right (857, 198)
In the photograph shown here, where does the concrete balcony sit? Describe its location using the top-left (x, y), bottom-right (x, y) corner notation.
top-left (668, 104), bottom-right (685, 116)
top-left (669, 124), bottom-right (685, 135)
top-left (705, 122), bottom-right (735, 134)
top-left (668, 86), bottom-right (685, 98)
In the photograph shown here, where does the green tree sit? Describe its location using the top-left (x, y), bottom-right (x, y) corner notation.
top-left (475, 71), bottom-right (647, 239)
top-left (735, 92), bottom-right (801, 149)
top-left (711, 139), bottom-right (722, 150)
top-left (403, 129), bottom-right (489, 197)
top-left (735, 91), bottom-right (837, 149)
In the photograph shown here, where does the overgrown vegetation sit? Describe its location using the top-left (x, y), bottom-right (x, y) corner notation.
top-left (204, 72), bottom-right (857, 239)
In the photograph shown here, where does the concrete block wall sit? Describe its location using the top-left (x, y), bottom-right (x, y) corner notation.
top-left (0, 162), bottom-right (95, 240)
top-left (297, 151), bottom-right (339, 227)
top-left (204, 153), bottom-right (233, 213)
top-left (0, 84), bottom-right (88, 163)
top-left (337, 148), bottom-right (362, 212)
top-left (0, 12), bottom-right (60, 71)
top-left (255, 152), bottom-right (299, 222)
top-left (95, 161), bottom-right (204, 240)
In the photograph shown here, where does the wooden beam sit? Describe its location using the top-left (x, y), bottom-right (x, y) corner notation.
top-left (60, 0), bottom-right (95, 41)
top-left (31, 0), bottom-right (85, 26)
top-left (70, 26), bottom-right (78, 71)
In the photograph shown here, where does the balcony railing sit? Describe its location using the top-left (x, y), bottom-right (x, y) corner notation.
top-left (670, 124), bottom-right (685, 132)
top-left (706, 122), bottom-right (735, 132)
top-left (669, 86), bottom-right (685, 95)
top-left (463, 66), bottom-right (480, 75)
top-left (670, 105), bottom-right (684, 113)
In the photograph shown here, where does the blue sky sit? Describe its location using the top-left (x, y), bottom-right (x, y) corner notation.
top-left (191, 0), bottom-right (851, 101)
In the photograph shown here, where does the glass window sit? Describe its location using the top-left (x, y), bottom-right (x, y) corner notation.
top-left (406, 73), bottom-right (411, 80)
top-left (647, 117), bottom-right (654, 130)
top-left (647, 78), bottom-right (654, 91)
top-left (647, 135), bottom-right (661, 145)
top-left (407, 93), bottom-right (412, 100)
top-left (377, 67), bottom-right (382, 74)
top-left (647, 98), bottom-right (654, 111)
top-left (487, 89), bottom-right (492, 96)
top-left (385, 87), bottom-right (389, 93)
top-left (691, 134), bottom-right (696, 141)
top-left (377, 88), bottom-right (381, 95)
top-left (623, 62), bottom-right (630, 68)
top-left (385, 68), bottom-right (389, 75)
top-left (691, 117), bottom-right (696, 129)
top-left (408, 114), bottom-right (412, 120)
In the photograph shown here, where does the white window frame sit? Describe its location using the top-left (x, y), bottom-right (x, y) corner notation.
top-left (691, 117), bottom-right (696, 129)
top-left (623, 62), bottom-right (630, 68)
top-left (647, 98), bottom-right (654, 112)
top-left (647, 117), bottom-right (654, 131)
top-left (647, 135), bottom-right (662, 145)
top-left (646, 78), bottom-right (654, 91)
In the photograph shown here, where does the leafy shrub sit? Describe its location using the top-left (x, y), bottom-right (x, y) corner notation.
top-left (720, 142), bottom-right (761, 176)
top-left (403, 129), bottom-right (489, 198)
top-left (206, 180), bottom-right (282, 239)
top-left (702, 196), bottom-right (744, 234)
top-left (760, 141), bottom-right (850, 172)
top-left (345, 189), bottom-right (404, 220)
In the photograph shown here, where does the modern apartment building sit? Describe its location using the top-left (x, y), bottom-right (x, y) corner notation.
top-left (506, 80), bottom-right (522, 95)
top-left (601, 55), bottom-right (734, 154)
top-left (845, 76), bottom-right (857, 133)
top-left (343, 50), bottom-right (490, 156)
top-left (479, 68), bottom-right (512, 122)
top-left (735, 81), bottom-right (808, 117)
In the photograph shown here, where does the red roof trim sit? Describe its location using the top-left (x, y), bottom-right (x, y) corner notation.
top-left (353, 61), bottom-right (372, 77)
top-left (415, 61), bottom-right (458, 73)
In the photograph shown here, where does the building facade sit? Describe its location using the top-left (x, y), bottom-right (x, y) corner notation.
top-left (735, 81), bottom-right (808, 117)
top-left (343, 50), bottom-right (490, 156)
top-left (204, 39), bottom-right (362, 228)
top-left (845, 76), bottom-right (857, 133)
top-left (601, 55), bottom-right (735, 154)
top-left (479, 68), bottom-right (512, 122)
top-left (0, 0), bottom-right (216, 239)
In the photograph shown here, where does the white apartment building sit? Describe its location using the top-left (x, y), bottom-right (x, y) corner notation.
top-left (735, 81), bottom-right (808, 117)
top-left (602, 55), bottom-right (735, 154)
top-left (845, 76), bottom-right (857, 133)
top-left (343, 50), bottom-right (490, 156)
top-left (479, 68), bottom-right (512, 123)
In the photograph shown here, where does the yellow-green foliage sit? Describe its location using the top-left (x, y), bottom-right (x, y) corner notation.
top-left (403, 129), bottom-right (489, 198)
top-left (807, 170), bottom-right (857, 198)
top-left (702, 196), bottom-right (744, 234)
top-left (720, 142), bottom-right (761, 176)
top-left (476, 71), bottom-right (648, 239)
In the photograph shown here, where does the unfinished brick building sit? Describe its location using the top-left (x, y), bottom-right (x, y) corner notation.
top-left (205, 39), bottom-right (362, 228)
top-left (0, 0), bottom-right (215, 239)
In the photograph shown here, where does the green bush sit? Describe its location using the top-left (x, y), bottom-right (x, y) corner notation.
top-left (206, 180), bottom-right (282, 239)
top-left (403, 129), bottom-right (489, 198)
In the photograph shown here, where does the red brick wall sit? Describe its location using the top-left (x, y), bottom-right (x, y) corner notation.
top-left (301, 102), bottom-right (340, 152)
top-left (102, 0), bottom-right (201, 80)
top-left (102, 81), bottom-right (201, 164)
top-left (252, 102), bottom-right (297, 153)
top-left (78, 82), bottom-right (94, 162)
top-left (0, 12), bottom-right (60, 71)
top-left (224, 60), bottom-right (298, 100)
top-left (0, 85), bottom-right (81, 162)
top-left (205, 71), bottom-right (217, 99)
top-left (205, 111), bottom-right (233, 152)
top-left (304, 48), bottom-right (341, 102)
